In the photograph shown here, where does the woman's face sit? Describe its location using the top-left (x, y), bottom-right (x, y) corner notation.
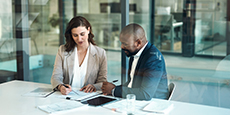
top-left (71, 26), bottom-right (90, 47)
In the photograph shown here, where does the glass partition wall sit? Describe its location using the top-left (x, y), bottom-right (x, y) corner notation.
top-left (195, 0), bottom-right (228, 56)
top-left (0, 0), bottom-right (230, 111)
top-left (153, 0), bottom-right (230, 109)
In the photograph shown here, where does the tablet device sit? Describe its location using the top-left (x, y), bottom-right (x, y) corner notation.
top-left (81, 96), bottom-right (117, 106)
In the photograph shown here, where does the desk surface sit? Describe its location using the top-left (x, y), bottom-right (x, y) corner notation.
top-left (1, 80), bottom-right (230, 115)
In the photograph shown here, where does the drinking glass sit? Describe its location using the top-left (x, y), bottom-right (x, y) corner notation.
top-left (126, 94), bottom-right (136, 114)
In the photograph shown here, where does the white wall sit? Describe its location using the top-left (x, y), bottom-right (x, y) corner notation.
top-left (77, 0), bottom-right (89, 13)
top-left (89, 0), bottom-right (100, 14)
top-left (155, 0), bottom-right (180, 13)
top-left (130, 0), bottom-right (149, 13)
top-left (81, 0), bottom-right (150, 14)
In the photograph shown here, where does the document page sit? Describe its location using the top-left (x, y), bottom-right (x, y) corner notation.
top-left (37, 101), bottom-right (85, 114)
top-left (103, 99), bottom-right (150, 114)
top-left (142, 99), bottom-right (173, 114)
top-left (22, 87), bottom-right (54, 97)
top-left (51, 88), bottom-right (101, 101)
top-left (68, 89), bottom-right (100, 101)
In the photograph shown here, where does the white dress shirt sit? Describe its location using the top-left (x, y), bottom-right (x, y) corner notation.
top-left (72, 46), bottom-right (89, 88)
top-left (128, 42), bottom-right (148, 88)
top-left (112, 42), bottom-right (148, 96)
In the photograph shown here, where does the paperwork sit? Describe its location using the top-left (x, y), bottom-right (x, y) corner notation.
top-left (37, 101), bottom-right (85, 114)
top-left (104, 99), bottom-right (173, 114)
top-left (143, 100), bottom-right (173, 114)
top-left (36, 88), bottom-right (101, 114)
top-left (22, 88), bottom-right (55, 97)
top-left (52, 88), bottom-right (101, 101)
top-left (103, 99), bottom-right (150, 115)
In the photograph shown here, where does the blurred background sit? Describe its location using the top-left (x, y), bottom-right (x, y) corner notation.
top-left (0, 0), bottom-right (230, 109)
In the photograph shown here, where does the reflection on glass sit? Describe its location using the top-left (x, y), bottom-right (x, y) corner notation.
top-left (154, 1), bottom-right (183, 53)
top-left (156, 0), bottom-right (230, 110)
top-left (0, 0), bottom-right (17, 83)
top-left (195, 0), bottom-right (227, 56)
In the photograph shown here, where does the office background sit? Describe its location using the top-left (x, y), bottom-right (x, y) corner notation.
top-left (0, 0), bottom-right (230, 110)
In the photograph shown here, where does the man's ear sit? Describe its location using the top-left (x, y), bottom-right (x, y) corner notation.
top-left (135, 39), bottom-right (142, 48)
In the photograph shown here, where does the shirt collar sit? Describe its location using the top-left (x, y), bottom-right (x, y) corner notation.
top-left (133, 42), bottom-right (148, 58)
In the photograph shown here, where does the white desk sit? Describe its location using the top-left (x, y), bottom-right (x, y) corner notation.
top-left (1, 80), bottom-right (230, 115)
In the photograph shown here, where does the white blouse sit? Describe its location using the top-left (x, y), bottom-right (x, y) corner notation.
top-left (71, 46), bottom-right (89, 88)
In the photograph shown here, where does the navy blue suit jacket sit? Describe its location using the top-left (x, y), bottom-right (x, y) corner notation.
top-left (114, 42), bottom-right (168, 100)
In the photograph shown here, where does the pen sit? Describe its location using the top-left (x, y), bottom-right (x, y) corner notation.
top-left (62, 84), bottom-right (79, 95)
top-left (44, 89), bottom-right (56, 98)
top-left (112, 80), bottom-right (118, 83)
top-left (66, 97), bottom-right (81, 102)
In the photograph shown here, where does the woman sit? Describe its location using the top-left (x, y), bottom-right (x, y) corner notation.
top-left (51, 16), bottom-right (107, 95)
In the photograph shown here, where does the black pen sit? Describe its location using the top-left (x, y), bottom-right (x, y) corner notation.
top-left (44, 89), bottom-right (56, 98)
top-left (112, 80), bottom-right (118, 83)
top-left (66, 97), bottom-right (81, 102)
top-left (62, 84), bottom-right (79, 95)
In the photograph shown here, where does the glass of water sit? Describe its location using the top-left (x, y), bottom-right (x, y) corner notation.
top-left (126, 94), bottom-right (136, 114)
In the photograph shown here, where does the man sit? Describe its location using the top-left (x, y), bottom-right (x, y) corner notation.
top-left (101, 23), bottom-right (168, 100)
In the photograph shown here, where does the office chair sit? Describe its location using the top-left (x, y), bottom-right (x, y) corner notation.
top-left (155, 15), bottom-right (173, 50)
top-left (168, 82), bottom-right (176, 100)
top-left (172, 12), bottom-right (183, 41)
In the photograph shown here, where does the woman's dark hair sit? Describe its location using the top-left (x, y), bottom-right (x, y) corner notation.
top-left (64, 16), bottom-right (96, 52)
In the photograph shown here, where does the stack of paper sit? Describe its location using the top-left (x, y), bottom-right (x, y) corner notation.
top-left (37, 101), bottom-right (85, 114)
top-left (142, 100), bottom-right (173, 114)
top-left (51, 89), bottom-right (101, 101)
top-left (103, 99), bottom-right (150, 114)
top-left (70, 89), bottom-right (101, 101)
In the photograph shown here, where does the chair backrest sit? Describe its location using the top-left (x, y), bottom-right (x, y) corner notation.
top-left (154, 14), bottom-right (173, 33)
top-left (155, 15), bottom-right (173, 26)
top-left (168, 82), bottom-right (176, 100)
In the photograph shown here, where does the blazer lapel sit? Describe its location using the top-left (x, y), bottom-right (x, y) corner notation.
top-left (84, 43), bottom-right (96, 84)
top-left (134, 42), bottom-right (151, 75)
top-left (128, 56), bottom-right (134, 80)
top-left (66, 49), bottom-right (75, 85)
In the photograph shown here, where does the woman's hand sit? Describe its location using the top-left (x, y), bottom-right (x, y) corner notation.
top-left (80, 84), bottom-right (96, 93)
top-left (59, 84), bottom-right (72, 95)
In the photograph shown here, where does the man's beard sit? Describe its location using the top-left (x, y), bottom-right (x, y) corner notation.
top-left (122, 49), bottom-right (139, 57)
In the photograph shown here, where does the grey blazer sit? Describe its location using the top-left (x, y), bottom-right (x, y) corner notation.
top-left (51, 43), bottom-right (107, 90)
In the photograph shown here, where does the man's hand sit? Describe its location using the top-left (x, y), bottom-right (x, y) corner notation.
top-left (101, 82), bottom-right (115, 95)
top-left (59, 84), bottom-right (72, 95)
top-left (80, 84), bottom-right (96, 93)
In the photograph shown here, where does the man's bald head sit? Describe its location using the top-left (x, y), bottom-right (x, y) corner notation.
top-left (119, 23), bottom-right (148, 57)
top-left (120, 23), bottom-right (147, 42)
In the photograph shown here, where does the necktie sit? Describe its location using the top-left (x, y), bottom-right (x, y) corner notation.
top-left (128, 56), bottom-right (134, 75)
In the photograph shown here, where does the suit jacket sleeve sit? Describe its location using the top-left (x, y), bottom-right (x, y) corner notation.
top-left (92, 49), bottom-right (107, 90)
top-left (114, 50), bottom-right (167, 100)
top-left (51, 46), bottom-right (65, 90)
